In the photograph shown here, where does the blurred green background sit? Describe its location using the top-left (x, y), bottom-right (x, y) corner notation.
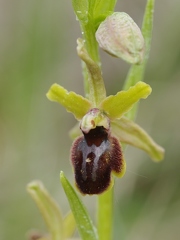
top-left (0, 0), bottom-right (180, 239)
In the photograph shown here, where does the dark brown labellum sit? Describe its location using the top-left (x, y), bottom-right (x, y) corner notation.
top-left (71, 126), bottom-right (123, 195)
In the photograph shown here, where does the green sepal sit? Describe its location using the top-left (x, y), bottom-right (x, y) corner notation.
top-left (27, 181), bottom-right (63, 240)
top-left (63, 211), bottom-right (76, 239)
top-left (111, 117), bottom-right (164, 161)
top-left (46, 83), bottom-right (92, 120)
top-left (100, 81), bottom-right (152, 120)
top-left (60, 171), bottom-right (98, 240)
top-left (71, 0), bottom-right (89, 23)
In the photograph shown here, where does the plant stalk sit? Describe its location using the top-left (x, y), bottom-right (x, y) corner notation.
top-left (80, 19), bottom-right (114, 240)
top-left (97, 188), bottom-right (113, 240)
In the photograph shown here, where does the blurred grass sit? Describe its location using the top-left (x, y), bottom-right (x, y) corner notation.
top-left (0, 0), bottom-right (180, 239)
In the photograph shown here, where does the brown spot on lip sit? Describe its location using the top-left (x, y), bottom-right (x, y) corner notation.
top-left (91, 120), bottom-right (95, 127)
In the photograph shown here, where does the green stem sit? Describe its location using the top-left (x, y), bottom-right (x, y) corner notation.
top-left (80, 17), bottom-right (113, 240)
top-left (97, 188), bottom-right (113, 240)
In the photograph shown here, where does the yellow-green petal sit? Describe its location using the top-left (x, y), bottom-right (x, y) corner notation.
top-left (100, 81), bottom-right (151, 120)
top-left (46, 83), bottom-right (92, 120)
top-left (111, 117), bottom-right (164, 161)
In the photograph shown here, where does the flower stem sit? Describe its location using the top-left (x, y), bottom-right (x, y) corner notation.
top-left (80, 18), bottom-right (113, 240)
top-left (97, 188), bottom-right (113, 240)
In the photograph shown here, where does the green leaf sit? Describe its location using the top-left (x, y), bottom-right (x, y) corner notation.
top-left (27, 181), bottom-right (63, 240)
top-left (63, 211), bottom-right (76, 239)
top-left (72, 0), bottom-right (89, 23)
top-left (46, 83), bottom-right (92, 120)
top-left (111, 117), bottom-right (164, 161)
top-left (100, 81), bottom-right (152, 120)
top-left (77, 38), bottom-right (106, 106)
top-left (60, 171), bottom-right (98, 240)
top-left (123, 0), bottom-right (155, 120)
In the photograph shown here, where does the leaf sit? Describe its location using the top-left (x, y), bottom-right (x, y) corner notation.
top-left (63, 211), bottom-right (76, 239)
top-left (46, 83), bottom-right (92, 120)
top-left (60, 171), bottom-right (98, 240)
top-left (111, 117), bottom-right (165, 161)
top-left (123, 0), bottom-right (155, 120)
top-left (100, 81), bottom-right (152, 120)
top-left (27, 181), bottom-right (63, 240)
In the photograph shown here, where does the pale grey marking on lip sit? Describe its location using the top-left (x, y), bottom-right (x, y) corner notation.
top-left (80, 140), bottom-right (110, 181)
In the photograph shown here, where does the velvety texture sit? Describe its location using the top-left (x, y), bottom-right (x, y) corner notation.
top-left (71, 126), bottom-right (123, 194)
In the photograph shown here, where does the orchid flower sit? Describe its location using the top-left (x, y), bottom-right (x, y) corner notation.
top-left (46, 39), bottom-right (164, 195)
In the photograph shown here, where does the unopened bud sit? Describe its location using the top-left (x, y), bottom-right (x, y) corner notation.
top-left (95, 12), bottom-right (145, 64)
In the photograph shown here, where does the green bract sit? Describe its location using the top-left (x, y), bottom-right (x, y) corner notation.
top-left (77, 38), bottom-right (106, 106)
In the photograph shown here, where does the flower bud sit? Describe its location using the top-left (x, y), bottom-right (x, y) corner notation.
top-left (95, 12), bottom-right (145, 64)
